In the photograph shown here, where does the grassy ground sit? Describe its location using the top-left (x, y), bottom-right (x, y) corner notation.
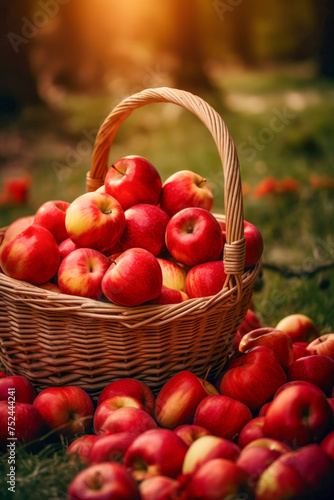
top-left (0, 65), bottom-right (334, 497)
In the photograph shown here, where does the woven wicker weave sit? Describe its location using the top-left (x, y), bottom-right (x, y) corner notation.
top-left (0, 88), bottom-right (261, 395)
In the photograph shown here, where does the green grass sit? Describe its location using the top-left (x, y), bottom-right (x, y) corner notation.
top-left (0, 65), bottom-right (334, 497)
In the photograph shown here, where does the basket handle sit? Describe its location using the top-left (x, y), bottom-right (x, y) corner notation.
top-left (87, 87), bottom-right (246, 288)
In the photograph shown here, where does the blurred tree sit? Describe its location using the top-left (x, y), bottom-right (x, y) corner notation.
top-left (314, 0), bottom-right (334, 78)
top-left (229, 0), bottom-right (256, 65)
top-left (0, 0), bottom-right (41, 116)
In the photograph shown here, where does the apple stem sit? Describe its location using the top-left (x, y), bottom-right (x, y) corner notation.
top-left (198, 178), bottom-right (207, 187)
top-left (111, 164), bottom-right (124, 176)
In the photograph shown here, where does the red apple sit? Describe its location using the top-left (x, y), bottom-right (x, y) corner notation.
top-left (148, 287), bottom-right (189, 305)
top-left (327, 397), bottom-right (334, 417)
top-left (0, 375), bottom-right (36, 404)
top-left (104, 156), bottom-right (162, 210)
top-left (89, 432), bottom-right (136, 465)
top-left (263, 384), bottom-right (333, 447)
top-left (183, 458), bottom-right (255, 500)
top-left (96, 406), bottom-right (157, 436)
top-left (238, 309), bottom-right (262, 337)
top-left (155, 370), bottom-right (219, 429)
top-left (124, 428), bottom-right (188, 480)
top-left (33, 386), bottom-right (94, 436)
top-left (34, 200), bottom-right (70, 244)
top-left (120, 204), bottom-right (169, 256)
top-left (185, 260), bottom-right (227, 299)
top-left (274, 380), bottom-right (327, 399)
top-left (306, 333), bottom-right (334, 359)
top-left (220, 346), bottom-right (287, 411)
top-left (193, 394), bottom-right (252, 440)
top-left (97, 378), bottom-right (155, 415)
top-left (156, 258), bottom-right (187, 292)
top-left (174, 424), bottom-right (212, 447)
top-left (38, 282), bottom-right (61, 293)
top-left (0, 224), bottom-right (60, 285)
top-left (58, 248), bottom-right (110, 299)
top-left (258, 402), bottom-right (272, 416)
top-left (0, 215), bottom-right (34, 256)
top-left (236, 444), bottom-right (286, 487)
top-left (243, 437), bottom-right (291, 454)
top-left (321, 430), bottom-right (334, 461)
top-left (59, 237), bottom-right (79, 260)
top-left (165, 207), bottom-right (224, 267)
top-left (239, 327), bottom-right (294, 370)
top-left (93, 395), bottom-right (144, 434)
top-left (238, 416), bottom-right (265, 448)
top-left (182, 435), bottom-right (240, 474)
top-left (0, 372), bottom-right (8, 379)
top-left (102, 248), bottom-right (162, 306)
top-left (139, 475), bottom-right (182, 500)
top-left (67, 462), bottom-right (140, 500)
top-left (288, 355), bottom-right (334, 395)
top-left (160, 169), bottom-right (213, 217)
top-left (220, 219), bottom-right (263, 268)
top-left (0, 401), bottom-right (44, 451)
top-left (292, 342), bottom-right (311, 361)
top-left (65, 192), bottom-right (126, 252)
top-left (275, 313), bottom-right (320, 343)
top-left (66, 435), bottom-right (101, 464)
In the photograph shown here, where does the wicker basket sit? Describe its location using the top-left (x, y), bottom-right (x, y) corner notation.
top-left (0, 87), bottom-right (261, 395)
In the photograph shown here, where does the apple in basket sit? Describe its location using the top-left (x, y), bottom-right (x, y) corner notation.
top-left (220, 219), bottom-right (263, 268)
top-left (104, 155), bottom-right (162, 210)
top-left (0, 224), bottom-right (60, 285)
top-left (148, 286), bottom-right (189, 304)
top-left (120, 203), bottom-right (170, 256)
top-left (0, 215), bottom-right (34, 256)
top-left (58, 248), bottom-right (110, 300)
top-left (34, 200), bottom-right (70, 244)
top-left (65, 191), bottom-right (126, 252)
top-left (160, 169), bottom-right (214, 217)
top-left (102, 247), bottom-right (163, 306)
top-left (165, 207), bottom-right (224, 267)
top-left (185, 260), bottom-right (227, 299)
top-left (156, 258), bottom-right (187, 292)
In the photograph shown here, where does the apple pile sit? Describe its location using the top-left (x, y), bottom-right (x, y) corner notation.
top-left (1, 312), bottom-right (333, 499)
top-left (0, 155), bottom-right (263, 306)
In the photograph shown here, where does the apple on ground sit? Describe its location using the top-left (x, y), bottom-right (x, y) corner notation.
top-left (58, 248), bottom-right (110, 300)
top-left (220, 219), bottom-right (263, 268)
top-left (306, 333), bottom-right (334, 359)
top-left (277, 444), bottom-right (334, 500)
top-left (104, 156), bottom-right (162, 210)
top-left (0, 224), bottom-right (60, 285)
top-left (238, 327), bottom-right (294, 370)
top-left (0, 372), bottom-right (8, 379)
top-left (275, 313), bottom-right (319, 343)
top-left (89, 432), bottom-right (136, 465)
top-left (182, 435), bottom-right (240, 474)
top-left (102, 248), bottom-right (162, 306)
top-left (273, 380), bottom-right (327, 399)
top-left (124, 428), bottom-right (188, 481)
top-left (97, 378), bottom-right (155, 415)
top-left (185, 260), bottom-right (227, 299)
top-left (236, 442), bottom-right (287, 487)
top-left (182, 458), bottom-right (255, 500)
top-left (67, 462), bottom-right (140, 500)
top-left (321, 430), bottom-right (334, 461)
top-left (193, 394), bottom-right (252, 441)
top-left (156, 258), bottom-right (187, 292)
top-left (258, 402), bottom-right (272, 416)
top-left (165, 207), bottom-right (224, 267)
top-left (243, 437), bottom-right (291, 455)
top-left (263, 383), bottom-right (333, 447)
top-left (0, 375), bottom-right (36, 404)
top-left (159, 169), bottom-right (213, 217)
top-left (292, 342), bottom-right (311, 361)
top-left (95, 406), bottom-right (157, 436)
top-left (238, 309), bottom-right (262, 337)
top-left (33, 386), bottom-right (94, 436)
top-left (327, 397), bottom-right (334, 417)
top-left (287, 354), bottom-right (334, 395)
top-left (154, 370), bottom-right (219, 429)
top-left (66, 435), bottom-right (101, 464)
top-left (237, 416), bottom-right (265, 448)
top-left (139, 475), bottom-right (182, 500)
top-left (34, 200), bottom-right (70, 244)
top-left (93, 395), bottom-right (144, 434)
top-left (120, 204), bottom-right (170, 256)
top-left (0, 215), bottom-right (34, 257)
top-left (220, 346), bottom-right (287, 411)
top-left (0, 401), bottom-right (44, 451)
top-left (174, 424), bottom-right (212, 447)
top-left (65, 191), bottom-right (126, 252)
top-left (102, 241), bottom-right (123, 258)
top-left (58, 238), bottom-right (79, 260)
top-left (148, 287), bottom-right (189, 305)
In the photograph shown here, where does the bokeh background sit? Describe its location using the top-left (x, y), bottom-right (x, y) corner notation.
top-left (1, 0), bottom-right (334, 329)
